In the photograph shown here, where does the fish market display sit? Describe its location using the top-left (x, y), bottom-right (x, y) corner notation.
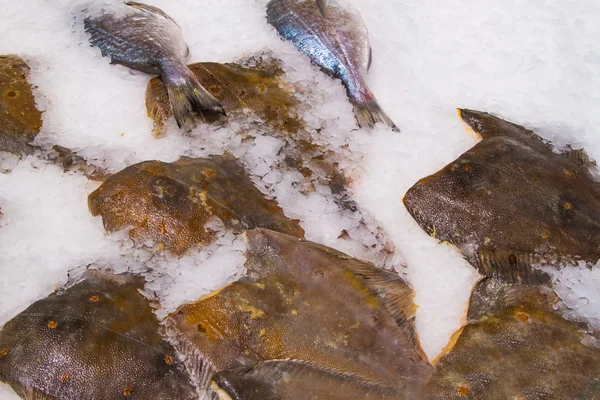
top-left (423, 279), bottom-right (600, 399)
top-left (0, 271), bottom-right (196, 399)
top-left (88, 155), bottom-right (304, 255)
top-left (404, 109), bottom-right (600, 284)
top-left (0, 55), bottom-right (42, 155)
top-left (267, 0), bottom-right (398, 131)
top-left (84, 1), bottom-right (225, 128)
top-left (146, 54), bottom-right (302, 135)
top-left (166, 229), bottom-right (432, 396)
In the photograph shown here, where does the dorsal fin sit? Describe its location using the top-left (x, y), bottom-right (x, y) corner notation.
top-left (566, 146), bottom-right (597, 168)
top-left (125, 1), bottom-right (178, 25)
top-left (316, 0), bottom-right (328, 17)
top-left (338, 256), bottom-right (425, 356)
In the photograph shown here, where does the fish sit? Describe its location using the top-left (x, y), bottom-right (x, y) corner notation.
top-left (84, 1), bottom-right (225, 128)
top-left (266, 0), bottom-right (398, 131)
top-left (0, 55), bottom-right (42, 155)
top-left (423, 279), bottom-right (600, 399)
top-left (0, 270), bottom-right (197, 399)
top-left (403, 109), bottom-right (600, 285)
top-left (166, 229), bottom-right (432, 396)
top-left (146, 53), bottom-right (303, 136)
top-left (210, 359), bottom-right (402, 399)
top-left (88, 155), bottom-right (305, 255)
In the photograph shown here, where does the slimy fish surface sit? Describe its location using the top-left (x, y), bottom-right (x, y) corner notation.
top-left (404, 109), bottom-right (600, 284)
top-left (267, 0), bottom-right (398, 131)
top-left (84, 1), bottom-right (225, 128)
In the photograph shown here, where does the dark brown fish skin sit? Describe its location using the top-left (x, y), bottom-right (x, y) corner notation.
top-left (146, 56), bottom-right (302, 136)
top-left (88, 155), bottom-right (304, 255)
top-left (0, 55), bottom-right (42, 155)
top-left (404, 109), bottom-right (600, 284)
top-left (423, 279), bottom-right (600, 399)
top-left (0, 271), bottom-right (196, 400)
top-left (166, 229), bottom-right (431, 396)
top-left (210, 359), bottom-right (402, 400)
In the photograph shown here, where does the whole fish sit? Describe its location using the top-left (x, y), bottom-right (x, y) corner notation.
top-left (267, 0), bottom-right (398, 131)
top-left (84, 1), bottom-right (225, 127)
top-left (404, 109), bottom-right (600, 285)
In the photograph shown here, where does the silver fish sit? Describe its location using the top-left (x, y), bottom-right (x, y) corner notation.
top-left (84, 1), bottom-right (225, 127)
top-left (267, 0), bottom-right (398, 131)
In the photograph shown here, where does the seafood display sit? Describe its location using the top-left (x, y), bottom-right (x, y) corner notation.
top-left (1, 1), bottom-right (599, 399)
top-left (0, 271), bottom-right (196, 399)
top-left (88, 155), bottom-right (304, 255)
top-left (267, 0), bottom-right (398, 131)
top-left (85, 1), bottom-right (225, 127)
top-left (404, 110), bottom-right (600, 284)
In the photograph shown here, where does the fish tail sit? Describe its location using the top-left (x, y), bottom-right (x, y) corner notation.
top-left (352, 97), bottom-right (399, 132)
top-left (161, 62), bottom-right (226, 128)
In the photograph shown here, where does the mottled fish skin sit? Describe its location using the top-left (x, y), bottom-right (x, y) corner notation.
top-left (166, 229), bottom-right (431, 396)
top-left (146, 55), bottom-right (303, 136)
top-left (403, 109), bottom-right (600, 285)
top-left (84, 1), bottom-right (225, 128)
top-left (423, 279), bottom-right (600, 399)
top-left (88, 155), bottom-right (304, 255)
top-left (0, 271), bottom-right (197, 400)
top-left (0, 55), bottom-right (42, 155)
top-left (266, 0), bottom-right (398, 131)
top-left (210, 359), bottom-right (402, 400)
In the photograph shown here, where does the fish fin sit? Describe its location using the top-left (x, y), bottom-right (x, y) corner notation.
top-left (457, 108), bottom-right (548, 146)
top-left (565, 146), bottom-right (597, 168)
top-left (125, 1), bottom-right (179, 25)
top-left (473, 249), bottom-right (551, 285)
top-left (316, 0), bottom-right (328, 17)
top-left (161, 64), bottom-right (226, 128)
top-left (145, 76), bottom-right (171, 136)
top-left (211, 359), bottom-right (398, 400)
top-left (340, 256), bottom-right (425, 357)
top-left (352, 98), bottom-right (399, 132)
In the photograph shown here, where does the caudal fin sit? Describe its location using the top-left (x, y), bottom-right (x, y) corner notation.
top-left (352, 98), bottom-right (399, 132)
top-left (162, 65), bottom-right (226, 128)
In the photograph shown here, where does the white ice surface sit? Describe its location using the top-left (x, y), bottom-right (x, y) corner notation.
top-left (1, 0), bottom-right (600, 397)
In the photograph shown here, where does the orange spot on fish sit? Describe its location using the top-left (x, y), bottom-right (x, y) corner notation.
top-left (89, 295), bottom-right (99, 303)
top-left (563, 201), bottom-right (572, 210)
top-left (164, 355), bottom-right (174, 365)
top-left (457, 385), bottom-right (470, 396)
top-left (0, 348), bottom-right (8, 357)
top-left (48, 321), bottom-right (58, 329)
top-left (516, 312), bottom-right (529, 323)
top-left (59, 372), bottom-right (72, 383)
top-left (122, 386), bottom-right (133, 397)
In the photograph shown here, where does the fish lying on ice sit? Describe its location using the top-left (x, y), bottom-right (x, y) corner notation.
top-left (423, 279), bottom-right (600, 399)
top-left (84, 1), bottom-right (225, 128)
top-left (0, 55), bottom-right (42, 155)
top-left (0, 271), bottom-right (196, 399)
top-left (404, 109), bottom-right (600, 284)
top-left (166, 229), bottom-right (432, 398)
top-left (266, 0), bottom-right (398, 131)
top-left (88, 155), bottom-right (304, 255)
top-left (146, 53), bottom-right (302, 136)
